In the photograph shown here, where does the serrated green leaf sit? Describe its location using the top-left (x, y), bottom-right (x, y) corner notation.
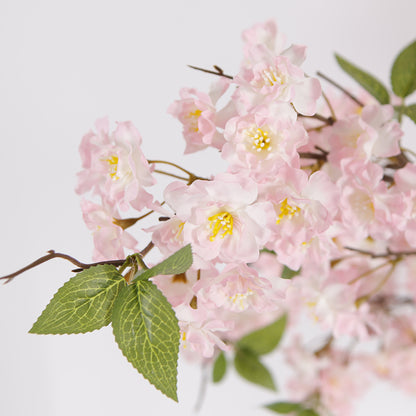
top-left (30, 265), bottom-right (124, 334)
top-left (281, 266), bottom-right (300, 280)
top-left (237, 315), bottom-right (287, 356)
top-left (234, 349), bottom-right (276, 391)
top-left (335, 54), bottom-right (390, 104)
top-left (404, 104), bottom-right (416, 123)
top-left (112, 279), bottom-right (180, 401)
top-left (133, 244), bottom-right (193, 282)
top-left (265, 401), bottom-right (302, 414)
top-left (212, 351), bottom-right (227, 383)
top-left (391, 40), bottom-right (416, 98)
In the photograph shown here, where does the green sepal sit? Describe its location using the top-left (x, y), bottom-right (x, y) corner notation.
top-left (237, 315), bottom-right (287, 356)
top-left (133, 244), bottom-right (193, 282)
top-left (30, 265), bottom-right (125, 334)
top-left (212, 351), bottom-right (227, 383)
top-left (335, 54), bottom-right (390, 104)
top-left (391, 40), bottom-right (416, 98)
top-left (281, 266), bottom-right (300, 280)
top-left (265, 401), bottom-right (302, 414)
top-left (234, 348), bottom-right (276, 391)
top-left (112, 279), bottom-right (180, 401)
top-left (404, 104), bottom-right (416, 124)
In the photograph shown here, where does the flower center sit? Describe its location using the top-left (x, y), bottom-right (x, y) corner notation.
top-left (229, 290), bottom-right (253, 311)
top-left (276, 198), bottom-right (300, 224)
top-left (208, 211), bottom-right (233, 241)
top-left (105, 155), bottom-right (119, 180)
top-left (244, 125), bottom-right (272, 154)
top-left (186, 109), bottom-right (202, 132)
top-left (261, 66), bottom-right (286, 87)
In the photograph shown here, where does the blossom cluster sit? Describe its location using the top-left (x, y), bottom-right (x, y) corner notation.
top-left (76, 20), bottom-right (416, 415)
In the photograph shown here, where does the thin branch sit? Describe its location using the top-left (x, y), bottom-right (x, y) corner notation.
top-left (1, 242), bottom-right (157, 284)
top-left (188, 64), bottom-right (234, 80)
top-left (348, 260), bottom-right (392, 285)
top-left (0, 250), bottom-right (124, 284)
top-left (321, 90), bottom-right (337, 120)
top-left (153, 169), bottom-right (189, 181)
top-left (299, 152), bottom-right (327, 161)
top-left (356, 260), bottom-right (398, 306)
top-left (344, 246), bottom-right (415, 259)
top-left (298, 113), bottom-right (335, 125)
top-left (317, 71), bottom-right (364, 107)
top-left (148, 160), bottom-right (209, 182)
top-left (141, 241), bottom-right (155, 257)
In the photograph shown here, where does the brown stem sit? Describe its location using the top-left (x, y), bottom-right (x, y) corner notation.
top-left (141, 241), bottom-right (155, 257)
top-left (317, 71), bottom-right (364, 107)
top-left (344, 246), bottom-right (415, 258)
top-left (298, 113), bottom-right (335, 125)
top-left (153, 169), bottom-right (189, 181)
top-left (299, 152), bottom-right (327, 161)
top-left (188, 64), bottom-right (234, 80)
top-left (0, 250), bottom-right (124, 284)
top-left (1, 242), bottom-right (156, 284)
top-left (148, 160), bottom-right (209, 182)
top-left (322, 90), bottom-right (337, 120)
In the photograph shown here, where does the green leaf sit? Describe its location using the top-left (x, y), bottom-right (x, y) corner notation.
top-left (281, 266), bottom-right (300, 280)
top-left (112, 279), bottom-right (180, 401)
top-left (335, 54), bottom-right (390, 104)
top-left (237, 314), bottom-right (287, 356)
top-left (133, 244), bottom-right (193, 282)
top-left (260, 248), bottom-right (277, 255)
top-left (234, 349), bottom-right (276, 391)
top-left (212, 351), bottom-right (227, 383)
top-left (391, 40), bottom-right (416, 98)
top-left (404, 104), bottom-right (416, 123)
top-left (265, 401), bottom-right (302, 414)
top-left (30, 265), bottom-right (125, 334)
top-left (298, 409), bottom-right (320, 416)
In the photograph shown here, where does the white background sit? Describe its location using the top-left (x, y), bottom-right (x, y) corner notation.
top-left (1, 1), bottom-right (416, 415)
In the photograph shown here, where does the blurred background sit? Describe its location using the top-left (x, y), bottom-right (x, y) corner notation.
top-left (1, 1), bottom-right (416, 415)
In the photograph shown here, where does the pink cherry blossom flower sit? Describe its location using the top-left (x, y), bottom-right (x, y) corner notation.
top-left (194, 263), bottom-right (283, 313)
top-left (327, 104), bottom-right (402, 166)
top-left (392, 164), bottom-right (416, 248)
top-left (222, 109), bottom-right (307, 181)
top-left (147, 216), bottom-right (186, 257)
top-left (235, 50), bottom-right (321, 116)
top-left (338, 160), bottom-right (404, 241)
top-left (176, 304), bottom-right (233, 359)
top-left (80, 199), bottom-right (137, 261)
top-left (168, 79), bottom-right (230, 153)
top-left (241, 19), bottom-right (286, 62)
top-left (77, 117), bottom-right (155, 211)
top-left (163, 173), bottom-right (272, 266)
top-left (260, 166), bottom-right (339, 269)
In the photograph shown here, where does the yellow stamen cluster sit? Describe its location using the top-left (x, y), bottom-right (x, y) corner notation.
top-left (276, 198), bottom-right (300, 224)
top-left (229, 289), bottom-right (253, 311)
top-left (105, 155), bottom-right (119, 180)
top-left (186, 109), bottom-right (202, 132)
top-left (261, 66), bottom-right (286, 87)
top-left (244, 126), bottom-right (272, 154)
top-left (208, 211), bottom-right (233, 241)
